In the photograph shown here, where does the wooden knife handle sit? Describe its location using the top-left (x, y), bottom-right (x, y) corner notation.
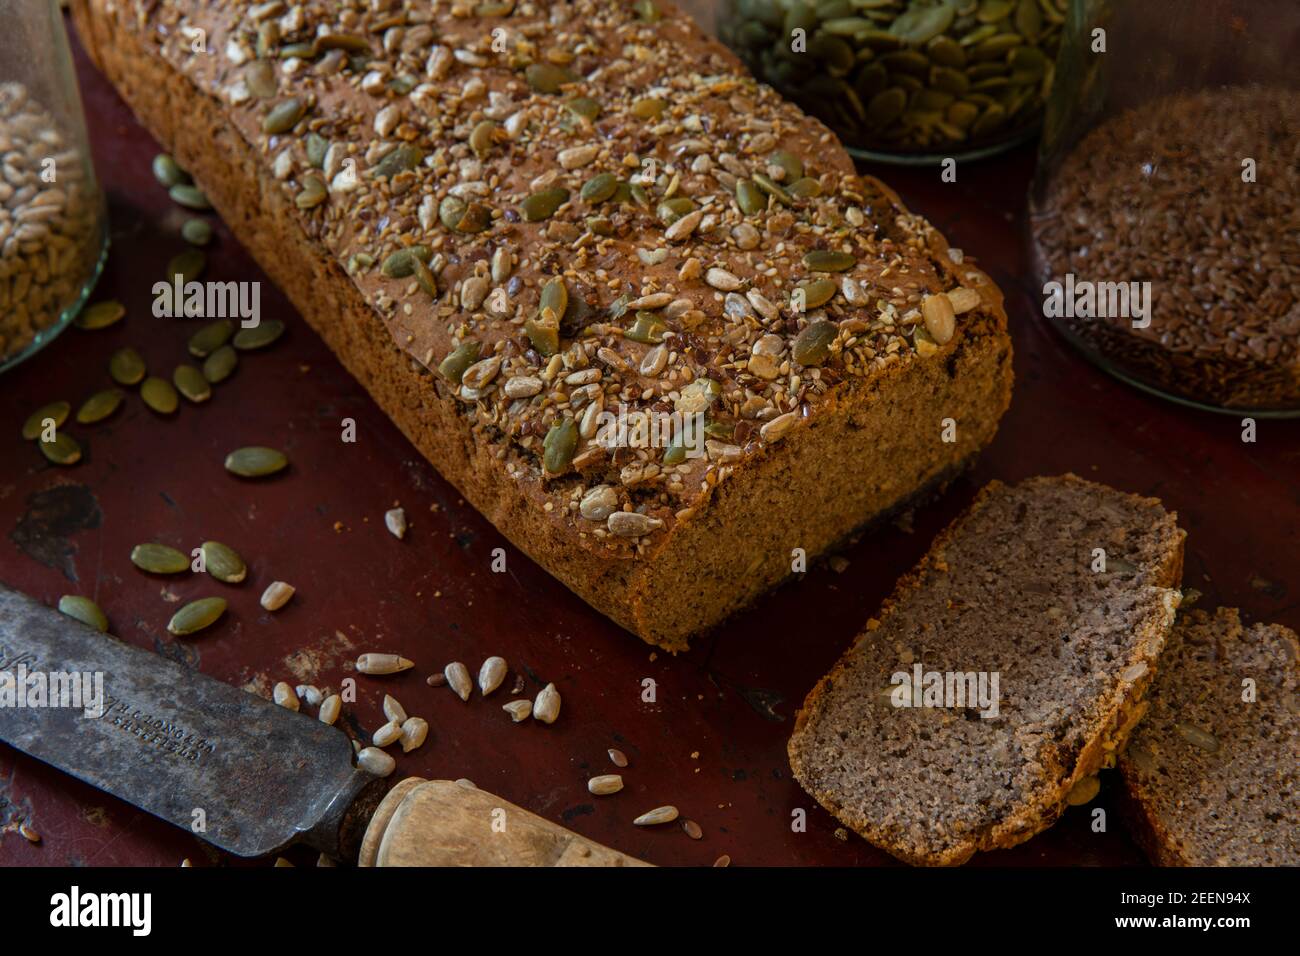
top-left (358, 778), bottom-right (651, 867)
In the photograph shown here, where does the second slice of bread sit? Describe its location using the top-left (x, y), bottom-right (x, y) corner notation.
top-left (788, 475), bottom-right (1185, 865)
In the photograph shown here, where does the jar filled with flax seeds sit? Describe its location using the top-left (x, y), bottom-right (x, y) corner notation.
top-left (1029, 0), bottom-right (1300, 415)
top-left (717, 0), bottom-right (1069, 163)
top-left (0, 0), bottom-right (108, 372)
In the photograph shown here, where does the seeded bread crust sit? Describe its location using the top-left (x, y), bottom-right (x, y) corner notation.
top-left (72, 0), bottom-right (1012, 649)
top-left (789, 475), bottom-right (1186, 866)
top-left (1118, 608), bottom-right (1300, 866)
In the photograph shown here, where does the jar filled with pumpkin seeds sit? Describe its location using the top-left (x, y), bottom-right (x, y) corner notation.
top-left (1, 0), bottom-right (109, 372)
top-left (718, 0), bottom-right (1068, 163)
top-left (1029, 0), bottom-right (1300, 414)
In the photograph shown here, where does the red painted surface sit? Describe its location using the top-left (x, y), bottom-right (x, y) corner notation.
top-left (0, 28), bottom-right (1295, 868)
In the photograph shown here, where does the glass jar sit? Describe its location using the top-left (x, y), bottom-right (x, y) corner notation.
top-left (0, 0), bottom-right (108, 373)
top-left (717, 0), bottom-right (1069, 164)
top-left (1028, 0), bottom-right (1300, 415)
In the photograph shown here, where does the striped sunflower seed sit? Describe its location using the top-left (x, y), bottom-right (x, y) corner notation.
top-left (533, 683), bottom-right (561, 724)
top-left (141, 377), bottom-right (179, 415)
top-left (444, 662), bottom-right (472, 701)
top-left (273, 682), bottom-right (299, 711)
top-left (224, 446), bottom-right (288, 477)
top-left (58, 595), bottom-right (108, 632)
top-left (130, 543), bottom-right (190, 575)
top-left (502, 700), bottom-right (532, 722)
top-left (232, 319), bottom-right (285, 351)
top-left (173, 365), bottom-right (211, 403)
top-left (355, 653), bottom-right (414, 675)
top-left (109, 347), bottom-right (146, 386)
top-left (373, 720), bottom-right (403, 747)
top-left (22, 401), bottom-right (69, 440)
top-left (167, 597), bottom-right (227, 636)
top-left (399, 717), bottom-right (428, 753)
top-left (75, 300), bottom-right (125, 331)
top-left (318, 694), bottom-right (341, 725)
top-left (357, 747), bottom-right (396, 777)
top-left (477, 656), bottom-right (507, 696)
top-left (632, 806), bottom-right (678, 826)
top-left (200, 541), bottom-right (246, 584)
top-left (588, 775), bottom-right (623, 796)
top-left (203, 345), bottom-right (238, 384)
top-left (39, 433), bottom-right (82, 466)
top-left (75, 388), bottom-right (125, 425)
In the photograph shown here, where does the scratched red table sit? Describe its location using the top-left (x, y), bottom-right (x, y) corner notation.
top-left (0, 27), bottom-right (1295, 868)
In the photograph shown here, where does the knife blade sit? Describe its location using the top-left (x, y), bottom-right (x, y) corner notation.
top-left (0, 582), bottom-right (385, 859)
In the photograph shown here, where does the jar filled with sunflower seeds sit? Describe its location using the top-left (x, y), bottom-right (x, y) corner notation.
top-left (0, 0), bottom-right (108, 372)
top-left (717, 0), bottom-right (1068, 163)
top-left (1029, 0), bottom-right (1300, 415)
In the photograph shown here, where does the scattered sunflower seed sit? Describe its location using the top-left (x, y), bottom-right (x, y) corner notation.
top-left (372, 720), bottom-right (403, 747)
top-left (399, 717), bottom-right (428, 752)
top-left (477, 656), bottom-right (507, 696)
top-left (384, 507), bottom-right (407, 540)
top-left (357, 747), bottom-right (396, 777)
top-left (356, 653), bottom-right (414, 675)
top-left (318, 694), bottom-right (341, 725)
top-left (130, 543), bottom-right (190, 575)
top-left (259, 581), bottom-right (295, 612)
top-left (19, 822), bottom-right (40, 844)
top-left (588, 775), bottom-right (624, 796)
top-left (58, 595), bottom-right (108, 632)
top-left (502, 699), bottom-right (532, 722)
top-left (167, 597), bottom-right (227, 636)
top-left (297, 685), bottom-right (324, 707)
top-left (273, 682), bottom-right (300, 711)
top-left (713, 854), bottom-right (731, 867)
top-left (533, 682), bottom-right (561, 724)
top-left (382, 694), bottom-right (407, 725)
top-left (200, 540), bottom-right (247, 584)
top-left (681, 820), bottom-right (703, 840)
top-left (608, 748), bottom-right (629, 768)
top-left (75, 300), bottom-right (125, 330)
top-left (224, 446), bottom-right (288, 478)
top-left (632, 806), bottom-right (678, 826)
top-left (444, 662), bottom-right (472, 701)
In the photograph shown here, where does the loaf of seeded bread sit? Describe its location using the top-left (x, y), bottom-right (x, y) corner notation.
top-left (71, 0), bottom-right (1012, 650)
top-left (789, 475), bottom-right (1186, 865)
top-left (1119, 608), bottom-right (1299, 866)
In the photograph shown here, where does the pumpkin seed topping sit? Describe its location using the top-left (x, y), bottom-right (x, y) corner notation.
top-left (542, 417), bottom-right (578, 474)
top-left (804, 250), bottom-right (857, 272)
top-left (262, 97), bottom-right (307, 134)
top-left (521, 186), bottom-right (569, 222)
top-left (438, 341), bottom-right (482, 383)
top-left (792, 320), bottom-right (839, 366)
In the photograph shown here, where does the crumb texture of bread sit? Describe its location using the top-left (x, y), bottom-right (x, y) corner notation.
top-left (70, 0), bottom-right (1011, 649)
top-left (1119, 608), bottom-right (1299, 866)
top-left (788, 475), bottom-right (1186, 865)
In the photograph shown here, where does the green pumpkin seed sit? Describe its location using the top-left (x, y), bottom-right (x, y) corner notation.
top-left (188, 320), bottom-right (233, 358)
top-left (304, 132), bottom-right (329, 168)
top-left (130, 543), bottom-right (190, 575)
top-left (804, 250), bottom-right (856, 272)
top-left (201, 541), bottom-right (247, 584)
top-left (75, 300), bottom-right (126, 330)
top-left (656, 196), bottom-right (696, 225)
top-left (181, 218), bottom-right (213, 246)
top-left (141, 376), bottom-right (179, 415)
top-left (22, 401), bottom-right (70, 440)
top-left (39, 432), bottom-right (82, 466)
top-left (788, 177), bottom-right (823, 200)
top-left (279, 42), bottom-right (316, 59)
top-left (735, 179), bottom-right (766, 215)
top-left (565, 96), bottom-right (601, 122)
top-left (437, 195), bottom-right (490, 233)
top-left (232, 318), bottom-right (286, 351)
top-left (792, 320), bottom-right (839, 366)
top-left (244, 59), bottom-right (277, 98)
top-left (225, 446), bottom-right (288, 478)
top-left (76, 388), bottom-right (125, 425)
top-left (109, 347), bottom-right (147, 386)
top-left (662, 439), bottom-right (687, 467)
top-left (152, 153), bottom-right (188, 188)
top-left (411, 256), bottom-right (438, 297)
top-left (173, 365), bottom-right (211, 403)
top-left (542, 418), bottom-right (578, 474)
top-left (58, 595), bottom-right (108, 632)
top-left (768, 150), bottom-right (804, 181)
top-left (972, 34), bottom-right (1024, 61)
top-left (438, 341), bottom-right (482, 383)
top-left (539, 277), bottom-right (568, 322)
top-left (203, 345), bottom-right (239, 384)
top-left (524, 314), bottom-right (560, 357)
top-left (167, 249), bottom-right (206, 285)
top-left (521, 187), bottom-right (569, 222)
top-left (369, 144), bottom-right (423, 178)
top-left (792, 279), bottom-right (837, 311)
top-left (167, 597), bottom-right (228, 637)
top-left (625, 311), bottom-right (667, 344)
top-left (889, 3), bottom-right (955, 45)
top-left (580, 172), bottom-right (618, 204)
top-left (381, 246), bottom-right (432, 278)
top-left (867, 87), bottom-right (908, 125)
top-left (525, 63), bottom-right (575, 94)
top-left (295, 175), bottom-right (327, 209)
top-left (632, 0), bottom-right (660, 21)
top-left (752, 172), bottom-right (791, 205)
top-left (630, 97), bottom-right (667, 119)
top-left (313, 32), bottom-right (370, 54)
top-left (169, 183), bottom-right (211, 210)
top-left (263, 97), bottom-right (307, 134)
top-left (927, 35), bottom-right (967, 68)
top-left (977, 0), bottom-right (1018, 23)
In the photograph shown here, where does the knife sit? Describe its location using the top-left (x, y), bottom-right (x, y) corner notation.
top-left (0, 583), bottom-right (647, 866)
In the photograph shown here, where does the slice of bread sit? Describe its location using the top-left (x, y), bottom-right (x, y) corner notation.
top-left (1119, 608), bottom-right (1299, 866)
top-left (788, 475), bottom-right (1185, 865)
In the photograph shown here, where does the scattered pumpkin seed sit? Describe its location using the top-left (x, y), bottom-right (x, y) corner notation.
top-left (167, 597), bottom-right (227, 636)
top-left (188, 320), bottom-right (234, 358)
top-left (224, 446), bottom-right (288, 478)
top-left (203, 345), bottom-right (238, 384)
top-left (181, 218), bottom-right (212, 246)
top-left (169, 183), bottom-right (211, 210)
top-left (75, 388), bottom-right (125, 425)
top-left (244, 59), bottom-right (277, 98)
top-left (436, 195), bottom-right (491, 233)
top-left (39, 433), bottom-right (81, 466)
top-left (625, 311), bottom-right (667, 344)
top-left (520, 186), bottom-right (569, 221)
top-left (232, 318), bottom-right (286, 351)
top-left (198, 541), bottom-right (246, 584)
top-left (75, 300), bottom-right (125, 330)
top-left (580, 172), bottom-right (618, 204)
top-left (109, 347), bottom-right (147, 386)
top-left (173, 365), bottom-right (211, 403)
top-left (792, 278), bottom-right (837, 311)
top-left (141, 376), bottom-right (179, 415)
top-left (438, 341), bottom-right (481, 383)
top-left (304, 132), bottom-right (329, 168)
top-left (58, 595), bottom-right (108, 632)
top-left (151, 153), bottom-right (188, 188)
top-left (22, 401), bottom-right (69, 440)
top-left (130, 543), bottom-right (190, 575)
top-left (542, 418), bottom-right (578, 474)
top-left (792, 320), bottom-right (839, 366)
top-left (166, 248), bottom-right (206, 285)
top-left (295, 175), bottom-right (327, 209)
